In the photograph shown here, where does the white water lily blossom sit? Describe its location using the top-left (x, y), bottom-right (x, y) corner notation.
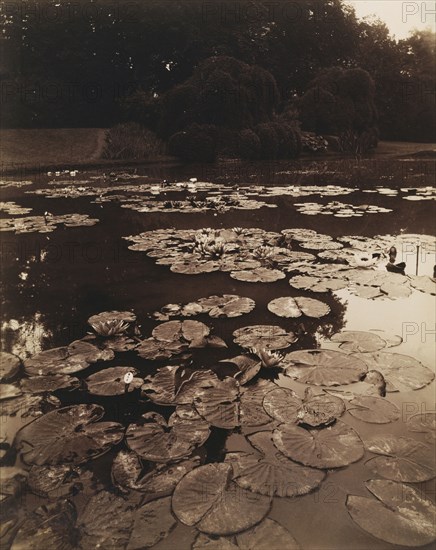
top-left (250, 347), bottom-right (284, 368)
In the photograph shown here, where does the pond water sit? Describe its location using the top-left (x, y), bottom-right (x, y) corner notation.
top-left (0, 156), bottom-right (435, 549)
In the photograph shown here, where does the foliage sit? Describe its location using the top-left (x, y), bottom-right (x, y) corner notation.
top-left (168, 124), bottom-right (217, 162)
top-left (102, 122), bottom-right (165, 160)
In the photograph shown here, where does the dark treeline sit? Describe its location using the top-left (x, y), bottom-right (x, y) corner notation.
top-left (1, 0), bottom-right (435, 143)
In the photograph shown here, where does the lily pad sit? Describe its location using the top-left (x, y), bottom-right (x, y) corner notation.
top-left (289, 275), bottom-right (346, 292)
top-left (152, 320), bottom-right (210, 343)
top-left (283, 349), bottom-right (368, 386)
top-left (239, 379), bottom-right (279, 427)
top-left (297, 388), bottom-right (346, 427)
top-left (353, 351), bottom-right (434, 392)
top-left (235, 518), bottom-right (301, 550)
top-left (233, 325), bottom-right (297, 351)
top-left (230, 268), bottom-right (285, 283)
top-left (221, 355), bottom-right (261, 385)
top-left (267, 296), bottom-right (330, 318)
top-left (127, 496), bottom-right (177, 549)
top-left (85, 367), bottom-right (142, 396)
top-left (126, 411), bottom-right (210, 463)
top-left (263, 387), bottom-right (302, 423)
top-left (0, 352), bottom-right (21, 381)
top-left (28, 464), bottom-right (95, 498)
top-left (330, 330), bottom-right (387, 353)
top-left (198, 295), bottom-right (256, 318)
top-left (225, 430), bottom-right (325, 497)
top-left (20, 375), bottom-right (80, 393)
top-left (406, 412), bottom-right (436, 442)
top-left (364, 435), bottom-right (435, 482)
top-left (136, 337), bottom-right (188, 360)
top-left (347, 395), bottom-right (400, 424)
top-left (172, 463), bottom-right (271, 535)
top-left (194, 377), bottom-right (240, 429)
top-left (24, 340), bottom-right (114, 376)
top-left (346, 479), bottom-right (436, 547)
top-left (111, 449), bottom-right (200, 495)
top-left (11, 499), bottom-right (77, 550)
top-left (16, 404), bottom-right (124, 466)
top-left (273, 421), bottom-right (364, 469)
top-left (0, 392), bottom-right (60, 418)
top-left (410, 275), bottom-right (436, 295)
top-left (88, 310), bottom-right (137, 326)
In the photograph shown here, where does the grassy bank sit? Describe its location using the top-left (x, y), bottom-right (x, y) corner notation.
top-left (0, 128), bottom-right (434, 175)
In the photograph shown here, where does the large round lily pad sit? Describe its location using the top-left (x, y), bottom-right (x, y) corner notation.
top-left (20, 375), bottom-right (80, 393)
top-left (225, 431), bottom-right (325, 497)
top-left (88, 310), bottom-right (136, 326)
top-left (126, 411), bottom-right (210, 463)
top-left (273, 421), bottom-right (364, 469)
top-left (331, 331), bottom-right (387, 353)
top-left (172, 463), bottom-right (271, 535)
top-left (347, 395), bottom-right (400, 424)
top-left (283, 349), bottom-right (368, 386)
top-left (16, 404), bottom-right (124, 466)
top-left (230, 268), bottom-right (285, 283)
top-left (85, 367), bottom-right (142, 396)
top-left (289, 275), bottom-right (346, 292)
top-left (267, 297), bottom-right (330, 318)
top-left (194, 377), bottom-right (240, 429)
top-left (346, 479), bottom-right (436, 547)
top-left (136, 337), bottom-right (188, 360)
top-left (406, 412), bottom-right (436, 443)
top-left (152, 320), bottom-right (210, 344)
top-left (24, 341), bottom-right (114, 376)
top-left (364, 435), bottom-right (435, 482)
top-left (353, 351), bottom-right (434, 392)
top-left (233, 325), bottom-right (297, 351)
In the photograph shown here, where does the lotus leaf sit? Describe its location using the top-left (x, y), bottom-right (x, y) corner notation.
top-left (347, 395), bottom-right (400, 424)
top-left (267, 296), bottom-right (330, 318)
top-left (198, 295), bottom-right (256, 318)
top-left (331, 330), bottom-right (387, 353)
top-left (233, 325), bottom-right (297, 351)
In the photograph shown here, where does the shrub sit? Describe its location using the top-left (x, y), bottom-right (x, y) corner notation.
top-left (238, 129), bottom-right (261, 159)
top-left (102, 122), bottom-right (165, 160)
top-left (255, 123), bottom-right (279, 159)
top-left (168, 124), bottom-right (217, 162)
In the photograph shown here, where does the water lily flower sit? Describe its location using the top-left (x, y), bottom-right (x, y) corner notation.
top-left (250, 347), bottom-right (284, 368)
top-left (90, 319), bottom-right (130, 337)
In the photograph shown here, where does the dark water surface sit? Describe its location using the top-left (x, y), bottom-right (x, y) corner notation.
top-left (1, 156), bottom-right (435, 549)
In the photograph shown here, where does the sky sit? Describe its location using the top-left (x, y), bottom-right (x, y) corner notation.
top-left (346, 1), bottom-right (436, 39)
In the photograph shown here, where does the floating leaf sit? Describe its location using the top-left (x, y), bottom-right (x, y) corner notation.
top-left (172, 463), bottom-right (271, 535)
top-left (11, 499), bottom-right (77, 550)
top-left (111, 449), bottom-right (200, 495)
top-left (126, 411), bottom-right (210, 463)
top-left (225, 431), bottom-right (325, 497)
top-left (198, 295), bottom-right (256, 318)
top-left (136, 337), bottom-right (188, 360)
top-left (16, 404), bottom-right (124, 466)
top-left (85, 367), bottom-right (142, 396)
top-left (24, 340), bottom-right (114, 376)
top-left (297, 388), bottom-right (346, 427)
top-left (235, 518), bottom-right (301, 550)
top-left (20, 375), bottom-right (80, 393)
top-left (368, 329), bottom-right (402, 348)
top-left (28, 464), bottom-right (95, 498)
top-left (353, 351), bottom-right (434, 392)
top-left (330, 331), bottom-right (387, 353)
top-left (0, 352), bottom-right (21, 381)
top-left (364, 435), bottom-right (435, 482)
top-left (240, 379), bottom-right (278, 427)
top-left (0, 392), bottom-right (60, 418)
top-left (283, 349), bottom-right (367, 386)
top-left (152, 320), bottom-right (210, 343)
top-left (289, 275), bottom-right (346, 292)
top-left (87, 310), bottom-right (136, 326)
top-left (233, 325), bottom-right (297, 351)
top-left (347, 395), bottom-right (400, 424)
top-left (273, 421), bottom-right (364, 469)
top-left (346, 479), bottom-right (436, 547)
top-left (77, 490), bottom-right (133, 549)
top-left (267, 296), bottom-right (330, 319)
top-left (410, 275), bottom-right (436, 295)
top-left (127, 496), bottom-right (177, 550)
top-left (221, 355), bottom-right (261, 385)
top-left (263, 387), bottom-right (301, 423)
top-left (194, 377), bottom-right (239, 429)
top-left (230, 268), bottom-right (285, 283)
top-left (406, 412), bottom-right (436, 443)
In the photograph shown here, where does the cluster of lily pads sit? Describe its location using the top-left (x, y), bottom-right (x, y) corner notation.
top-left (1, 307), bottom-right (435, 549)
top-left (0, 202), bottom-right (33, 215)
top-left (125, 227), bottom-right (436, 299)
top-left (0, 213), bottom-right (99, 234)
top-left (294, 201), bottom-right (392, 217)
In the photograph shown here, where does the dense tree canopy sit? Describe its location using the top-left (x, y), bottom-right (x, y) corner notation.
top-left (1, 0), bottom-right (434, 141)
